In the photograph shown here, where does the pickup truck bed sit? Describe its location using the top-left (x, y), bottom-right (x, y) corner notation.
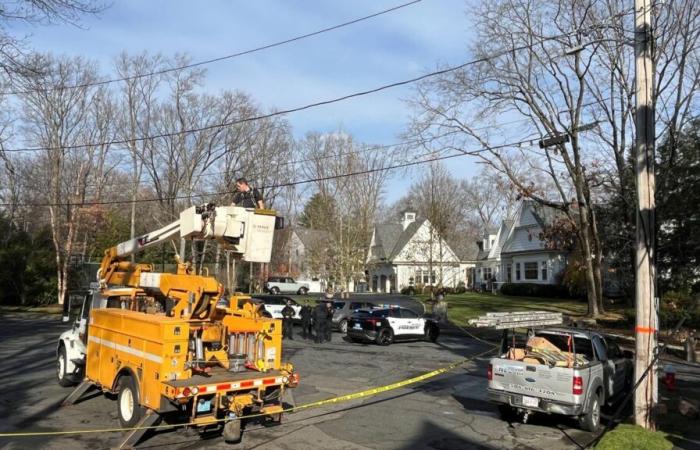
top-left (487, 327), bottom-right (633, 431)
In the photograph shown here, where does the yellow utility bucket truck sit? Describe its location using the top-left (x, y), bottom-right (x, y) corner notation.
top-left (57, 204), bottom-right (299, 446)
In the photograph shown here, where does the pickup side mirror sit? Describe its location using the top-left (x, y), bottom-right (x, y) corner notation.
top-left (622, 350), bottom-right (634, 359)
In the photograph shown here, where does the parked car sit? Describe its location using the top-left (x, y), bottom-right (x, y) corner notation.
top-left (328, 296), bottom-right (425, 333)
top-left (487, 327), bottom-right (633, 431)
top-left (346, 307), bottom-right (439, 345)
top-left (264, 277), bottom-right (309, 295)
top-left (251, 295), bottom-right (302, 320)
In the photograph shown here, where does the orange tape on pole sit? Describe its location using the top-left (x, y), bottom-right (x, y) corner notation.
top-left (635, 326), bottom-right (657, 334)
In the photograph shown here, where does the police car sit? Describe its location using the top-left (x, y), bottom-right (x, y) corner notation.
top-left (346, 307), bottom-right (439, 346)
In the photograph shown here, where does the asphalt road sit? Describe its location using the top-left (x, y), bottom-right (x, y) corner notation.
top-left (0, 312), bottom-right (599, 450)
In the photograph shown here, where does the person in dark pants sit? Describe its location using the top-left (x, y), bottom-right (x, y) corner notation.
top-left (300, 305), bottom-right (313, 340)
top-left (324, 301), bottom-right (334, 342)
top-left (281, 300), bottom-right (295, 340)
top-left (313, 301), bottom-right (328, 344)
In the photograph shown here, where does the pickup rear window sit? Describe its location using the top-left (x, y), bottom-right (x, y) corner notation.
top-left (536, 332), bottom-right (594, 359)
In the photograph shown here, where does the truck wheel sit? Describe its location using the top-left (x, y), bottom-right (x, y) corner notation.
top-left (57, 346), bottom-right (75, 387)
top-left (223, 419), bottom-right (242, 443)
top-left (270, 287), bottom-right (280, 295)
top-left (425, 324), bottom-right (439, 343)
top-left (297, 287), bottom-right (308, 295)
top-left (118, 375), bottom-right (144, 428)
top-left (376, 328), bottom-right (394, 346)
top-left (339, 320), bottom-right (348, 334)
top-left (579, 392), bottom-right (602, 432)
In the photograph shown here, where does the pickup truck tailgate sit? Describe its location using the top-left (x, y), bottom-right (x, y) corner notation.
top-left (490, 359), bottom-right (578, 405)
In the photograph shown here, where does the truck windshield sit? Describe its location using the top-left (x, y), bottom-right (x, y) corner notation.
top-left (536, 332), bottom-right (594, 359)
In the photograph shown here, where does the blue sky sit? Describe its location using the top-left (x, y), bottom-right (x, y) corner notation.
top-left (11, 0), bottom-right (481, 203)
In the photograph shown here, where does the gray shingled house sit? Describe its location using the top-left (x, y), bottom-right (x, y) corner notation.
top-left (365, 210), bottom-right (476, 293)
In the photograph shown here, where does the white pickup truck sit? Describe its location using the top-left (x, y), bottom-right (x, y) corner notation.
top-left (487, 327), bottom-right (633, 431)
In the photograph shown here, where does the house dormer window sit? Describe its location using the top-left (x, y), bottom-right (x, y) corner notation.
top-left (406, 213), bottom-right (415, 221)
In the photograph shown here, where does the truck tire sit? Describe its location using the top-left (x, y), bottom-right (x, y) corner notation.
top-left (376, 328), bottom-right (394, 346)
top-left (297, 287), bottom-right (308, 295)
top-left (57, 345), bottom-right (75, 387)
top-left (579, 391), bottom-right (602, 432)
top-left (424, 324), bottom-right (439, 343)
top-left (339, 320), bottom-right (348, 334)
top-left (118, 375), bottom-right (144, 428)
top-left (270, 287), bottom-right (280, 295)
top-left (223, 419), bottom-right (242, 443)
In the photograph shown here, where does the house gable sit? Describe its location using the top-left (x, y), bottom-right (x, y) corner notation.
top-left (393, 220), bottom-right (460, 264)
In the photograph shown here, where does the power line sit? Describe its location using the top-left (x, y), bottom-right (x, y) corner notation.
top-left (72, 117), bottom-right (536, 191)
top-left (1, 9), bottom-right (633, 154)
top-left (0, 0), bottom-right (424, 96)
top-left (2, 136), bottom-right (536, 207)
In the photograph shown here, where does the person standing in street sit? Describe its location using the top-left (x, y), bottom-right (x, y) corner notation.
top-left (324, 300), bottom-right (334, 343)
top-left (281, 300), bottom-right (295, 340)
top-left (313, 298), bottom-right (330, 344)
top-left (300, 304), bottom-right (313, 340)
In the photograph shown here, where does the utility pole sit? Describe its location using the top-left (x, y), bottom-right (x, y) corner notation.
top-left (634, 0), bottom-right (657, 430)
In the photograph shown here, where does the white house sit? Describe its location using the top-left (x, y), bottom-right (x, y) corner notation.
top-left (366, 210), bottom-right (476, 293)
top-left (474, 201), bottom-right (567, 289)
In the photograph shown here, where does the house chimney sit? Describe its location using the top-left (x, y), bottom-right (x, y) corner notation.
top-left (401, 210), bottom-right (416, 230)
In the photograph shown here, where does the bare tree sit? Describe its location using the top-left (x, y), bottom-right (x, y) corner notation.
top-left (17, 54), bottom-right (112, 304)
top-left (115, 52), bottom-right (165, 257)
top-left (410, 0), bottom-right (623, 316)
top-left (297, 130), bottom-right (391, 292)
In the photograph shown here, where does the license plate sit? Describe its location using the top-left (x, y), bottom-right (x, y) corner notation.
top-left (522, 396), bottom-right (539, 407)
top-left (353, 323), bottom-right (362, 330)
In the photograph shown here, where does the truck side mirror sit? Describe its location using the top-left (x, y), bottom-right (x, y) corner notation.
top-left (622, 350), bottom-right (634, 359)
top-left (275, 216), bottom-right (285, 230)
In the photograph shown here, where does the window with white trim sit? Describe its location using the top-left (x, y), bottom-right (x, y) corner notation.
top-left (541, 261), bottom-right (548, 281)
top-left (524, 262), bottom-right (538, 280)
top-left (515, 263), bottom-right (521, 281)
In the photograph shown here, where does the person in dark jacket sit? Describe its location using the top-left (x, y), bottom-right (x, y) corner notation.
top-left (300, 305), bottom-right (313, 340)
top-left (313, 301), bottom-right (329, 344)
top-left (281, 300), bottom-right (295, 340)
top-left (231, 177), bottom-right (265, 209)
top-left (324, 301), bottom-right (334, 342)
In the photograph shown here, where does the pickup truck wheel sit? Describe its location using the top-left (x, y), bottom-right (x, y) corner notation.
top-left (339, 320), bottom-right (348, 334)
top-left (270, 287), bottom-right (280, 295)
top-left (118, 375), bottom-right (144, 428)
top-left (376, 328), bottom-right (394, 346)
top-left (57, 346), bottom-right (75, 387)
top-left (297, 287), bottom-right (308, 295)
top-left (223, 419), bottom-right (242, 443)
top-left (579, 392), bottom-right (602, 432)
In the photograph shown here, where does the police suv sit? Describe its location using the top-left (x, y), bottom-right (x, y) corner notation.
top-left (346, 307), bottom-right (439, 346)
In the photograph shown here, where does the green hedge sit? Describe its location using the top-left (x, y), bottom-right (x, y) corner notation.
top-left (500, 282), bottom-right (573, 298)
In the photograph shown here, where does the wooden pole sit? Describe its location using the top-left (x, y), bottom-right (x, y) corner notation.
top-left (633, 0), bottom-right (658, 429)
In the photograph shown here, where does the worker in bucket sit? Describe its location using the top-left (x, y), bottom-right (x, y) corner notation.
top-left (281, 300), bottom-right (295, 340)
top-left (231, 177), bottom-right (264, 209)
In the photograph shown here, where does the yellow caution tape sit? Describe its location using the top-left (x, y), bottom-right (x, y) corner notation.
top-left (0, 346), bottom-right (497, 438)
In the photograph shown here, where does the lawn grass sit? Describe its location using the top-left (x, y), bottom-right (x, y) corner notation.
top-left (594, 424), bottom-right (673, 450)
top-left (416, 291), bottom-right (589, 327)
